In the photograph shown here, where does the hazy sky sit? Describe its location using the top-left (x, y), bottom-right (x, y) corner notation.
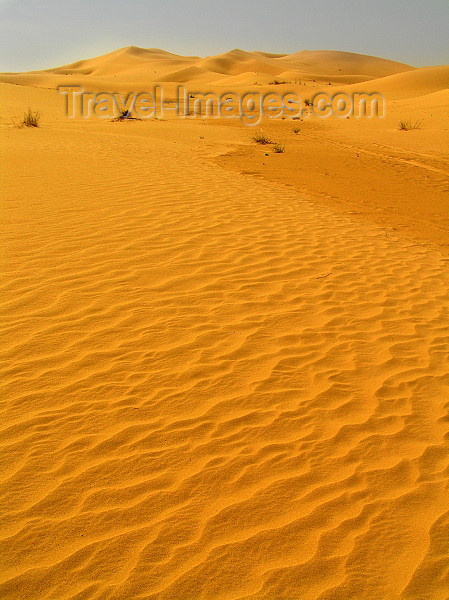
top-left (0, 0), bottom-right (448, 71)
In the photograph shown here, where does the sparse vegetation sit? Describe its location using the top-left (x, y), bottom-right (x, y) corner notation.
top-left (273, 143), bottom-right (285, 153)
top-left (269, 79), bottom-right (288, 85)
top-left (293, 127), bottom-right (300, 134)
top-left (112, 109), bottom-right (141, 122)
top-left (21, 108), bottom-right (40, 127)
top-left (304, 98), bottom-right (312, 107)
top-left (399, 119), bottom-right (422, 131)
top-left (251, 130), bottom-right (272, 145)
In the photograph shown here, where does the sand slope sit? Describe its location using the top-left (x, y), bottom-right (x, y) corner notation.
top-left (2, 46), bottom-right (447, 106)
top-left (0, 46), bottom-right (417, 89)
top-left (277, 49), bottom-right (415, 77)
top-left (347, 65), bottom-right (449, 99)
top-left (1, 76), bottom-right (449, 599)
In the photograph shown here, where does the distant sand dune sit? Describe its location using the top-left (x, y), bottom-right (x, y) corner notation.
top-left (0, 46), bottom-right (421, 90)
top-left (277, 49), bottom-right (415, 77)
top-left (347, 65), bottom-right (449, 99)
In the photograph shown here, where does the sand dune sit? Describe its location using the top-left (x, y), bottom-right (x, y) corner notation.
top-left (158, 65), bottom-right (222, 84)
top-left (1, 47), bottom-right (449, 599)
top-left (196, 50), bottom-right (285, 77)
top-left (0, 46), bottom-right (417, 89)
top-left (347, 65), bottom-right (449, 99)
top-left (278, 49), bottom-right (415, 77)
top-left (4, 46), bottom-right (444, 98)
top-left (51, 46), bottom-right (198, 77)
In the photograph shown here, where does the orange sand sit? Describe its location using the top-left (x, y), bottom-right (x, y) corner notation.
top-left (1, 48), bottom-right (449, 600)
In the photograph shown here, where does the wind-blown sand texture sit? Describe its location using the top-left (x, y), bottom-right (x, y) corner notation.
top-left (1, 48), bottom-right (449, 600)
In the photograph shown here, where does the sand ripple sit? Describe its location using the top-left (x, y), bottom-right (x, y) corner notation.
top-left (1, 128), bottom-right (449, 599)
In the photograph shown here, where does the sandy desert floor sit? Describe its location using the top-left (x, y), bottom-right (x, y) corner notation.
top-left (1, 48), bottom-right (449, 600)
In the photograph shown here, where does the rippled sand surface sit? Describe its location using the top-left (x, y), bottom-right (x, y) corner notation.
top-left (1, 104), bottom-right (449, 600)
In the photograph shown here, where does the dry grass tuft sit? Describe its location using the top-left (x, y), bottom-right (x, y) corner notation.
top-left (399, 119), bottom-right (422, 131)
top-left (251, 131), bottom-right (272, 145)
top-left (21, 108), bottom-right (40, 127)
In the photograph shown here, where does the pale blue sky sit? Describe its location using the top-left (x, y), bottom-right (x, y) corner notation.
top-left (0, 0), bottom-right (448, 71)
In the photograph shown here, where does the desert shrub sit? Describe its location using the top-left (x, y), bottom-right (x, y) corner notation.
top-left (399, 119), bottom-right (422, 131)
top-left (269, 79), bottom-right (288, 85)
top-left (273, 143), bottom-right (285, 153)
top-left (251, 131), bottom-right (272, 144)
top-left (21, 108), bottom-right (40, 127)
top-left (304, 98), bottom-right (312, 107)
top-left (293, 127), bottom-right (300, 134)
top-left (112, 109), bottom-right (140, 122)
